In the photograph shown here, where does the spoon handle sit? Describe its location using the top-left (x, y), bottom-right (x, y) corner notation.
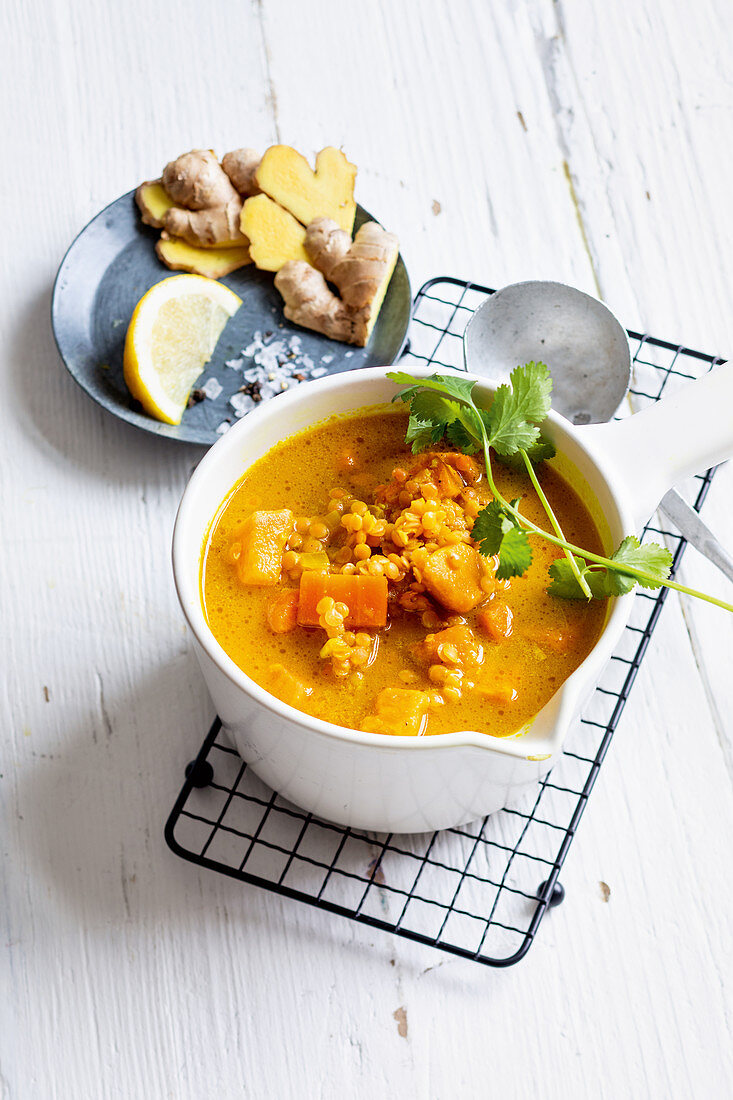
top-left (659, 488), bottom-right (733, 586)
top-left (581, 362), bottom-right (733, 527)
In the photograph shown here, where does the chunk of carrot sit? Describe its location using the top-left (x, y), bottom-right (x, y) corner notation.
top-left (362, 687), bottom-right (430, 736)
top-left (232, 510), bottom-right (294, 586)
top-left (477, 600), bottom-right (514, 642)
top-left (267, 663), bottom-right (311, 708)
top-left (267, 589), bottom-right (299, 633)
top-left (297, 572), bottom-right (388, 628)
top-left (422, 543), bottom-right (490, 613)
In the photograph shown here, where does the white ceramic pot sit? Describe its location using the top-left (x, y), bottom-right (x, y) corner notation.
top-left (172, 364), bottom-right (733, 833)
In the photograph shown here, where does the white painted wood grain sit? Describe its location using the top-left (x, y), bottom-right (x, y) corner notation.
top-left (2, 0), bottom-right (733, 1096)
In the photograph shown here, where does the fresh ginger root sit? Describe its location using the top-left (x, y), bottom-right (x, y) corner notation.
top-left (161, 150), bottom-right (247, 247)
top-left (155, 234), bottom-right (251, 278)
top-left (309, 219), bottom-right (399, 316)
top-left (241, 194), bottom-right (310, 271)
top-left (256, 145), bottom-right (357, 234)
top-left (303, 217), bottom-right (351, 279)
top-left (221, 148), bottom-right (261, 196)
top-left (275, 262), bottom-right (359, 343)
top-left (135, 148), bottom-right (265, 277)
top-left (274, 217), bottom-right (398, 345)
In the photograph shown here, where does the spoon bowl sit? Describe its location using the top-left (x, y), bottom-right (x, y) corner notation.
top-left (463, 280), bottom-right (631, 424)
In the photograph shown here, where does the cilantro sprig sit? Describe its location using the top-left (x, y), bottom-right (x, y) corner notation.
top-left (387, 367), bottom-right (733, 613)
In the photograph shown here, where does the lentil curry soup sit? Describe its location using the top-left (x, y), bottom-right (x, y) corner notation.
top-left (201, 409), bottom-right (607, 739)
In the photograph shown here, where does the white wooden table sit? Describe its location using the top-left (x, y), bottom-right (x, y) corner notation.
top-left (3, 1), bottom-right (733, 1096)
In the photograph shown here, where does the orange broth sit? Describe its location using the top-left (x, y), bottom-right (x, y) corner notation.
top-left (201, 409), bottom-right (607, 738)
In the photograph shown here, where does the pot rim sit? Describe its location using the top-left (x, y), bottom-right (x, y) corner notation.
top-left (172, 365), bottom-right (636, 758)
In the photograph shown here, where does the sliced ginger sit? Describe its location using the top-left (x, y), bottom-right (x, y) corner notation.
top-left (241, 194), bottom-right (310, 271)
top-left (256, 145), bottom-right (356, 234)
top-left (135, 181), bottom-right (175, 228)
top-left (155, 235), bottom-right (251, 279)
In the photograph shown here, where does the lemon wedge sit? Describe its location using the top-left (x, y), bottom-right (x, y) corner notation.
top-left (123, 275), bottom-right (241, 425)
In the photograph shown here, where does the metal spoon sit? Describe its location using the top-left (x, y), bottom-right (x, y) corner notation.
top-left (463, 280), bottom-right (733, 584)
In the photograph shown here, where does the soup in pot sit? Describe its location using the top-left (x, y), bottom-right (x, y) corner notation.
top-left (201, 408), bottom-right (607, 738)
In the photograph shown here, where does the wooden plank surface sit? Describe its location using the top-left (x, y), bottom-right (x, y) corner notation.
top-left (2, 0), bottom-right (732, 1096)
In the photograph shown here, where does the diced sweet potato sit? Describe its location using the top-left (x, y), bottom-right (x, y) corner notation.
top-left (410, 451), bottom-right (482, 486)
top-left (477, 600), bottom-right (514, 642)
top-left (362, 687), bottom-right (430, 736)
top-left (412, 624), bottom-right (484, 670)
top-left (267, 663), bottom-right (311, 708)
top-left (475, 681), bottom-right (518, 705)
top-left (232, 510), bottom-right (294, 586)
top-left (297, 572), bottom-right (388, 628)
top-left (422, 544), bottom-right (491, 613)
top-left (434, 460), bottom-right (464, 498)
top-left (266, 589), bottom-right (299, 633)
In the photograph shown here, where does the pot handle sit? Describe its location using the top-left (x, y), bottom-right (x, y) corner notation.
top-left (580, 362), bottom-right (733, 529)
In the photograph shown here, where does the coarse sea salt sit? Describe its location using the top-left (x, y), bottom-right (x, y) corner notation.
top-left (218, 327), bottom-right (349, 422)
top-left (229, 392), bottom-right (254, 418)
top-left (215, 421), bottom-right (231, 435)
top-left (201, 377), bottom-right (223, 401)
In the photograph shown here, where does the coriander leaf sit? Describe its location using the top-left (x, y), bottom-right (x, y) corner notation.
top-left (611, 537), bottom-right (672, 590)
top-left (510, 361), bottom-right (553, 421)
top-left (405, 417), bottom-right (444, 453)
top-left (400, 388), bottom-right (483, 454)
top-left (486, 385), bottom-right (541, 454)
top-left (496, 526), bottom-right (533, 579)
top-left (446, 420), bottom-right (480, 454)
top-left (496, 436), bottom-right (557, 471)
top-left (548, 538), bottom-right (673, 600)
top-left (547, 557), bottom-right (617, 599)
top-left (386, 371), bottom-right (478, 405)
top-left (409, 389), bottom-right (461, 429)
top-left (471, 501), bottom-right (532, 578)
top-left (485, 362), bottom-right (553, 456)
top-left (547, 557), bottom-right (588, 599)
top-left (471, 500), bottom-right (505, 556)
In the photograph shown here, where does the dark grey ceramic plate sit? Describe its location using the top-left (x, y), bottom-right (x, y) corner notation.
top-left (51, 191), bottom-right (412, 445)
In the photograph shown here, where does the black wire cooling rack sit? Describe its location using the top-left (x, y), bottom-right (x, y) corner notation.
top-left (165, 276), bottom-right (725, 967)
